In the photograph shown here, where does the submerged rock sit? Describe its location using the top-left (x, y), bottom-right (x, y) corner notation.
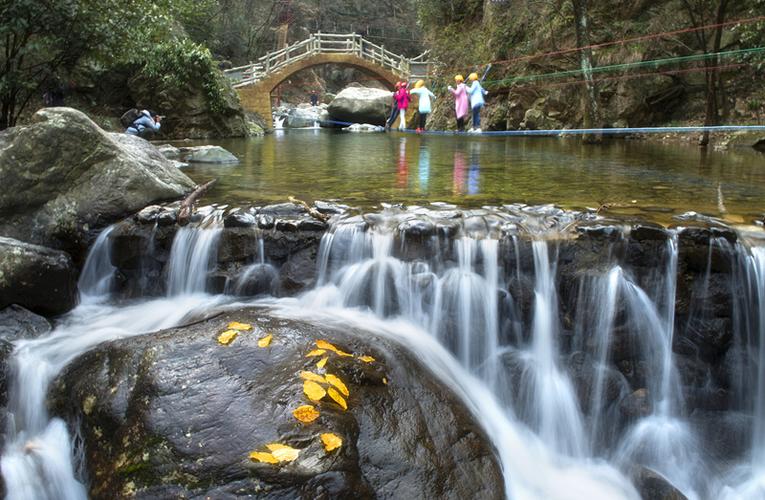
top-left (0, 237), bottom-right (77, 316)
top-left (0, 107), bottom-right (196, 263)
top-left (51, 307), bottom-right (503, 499)
top-left (181, 145), bottom-right (239, 164)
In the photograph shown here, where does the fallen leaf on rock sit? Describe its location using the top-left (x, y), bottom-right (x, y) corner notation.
top-left (382, 377), bottom-right (388, 385)
top-left (316, 357), bottom-right (328, 369)
top-left (357, 355), bottom-right (375, 363)
top-left (228, 322), bottom-right (252, 331)
top-left (303, 380), bottom-right (326, 401)
top-left (306, 349), bottom-right (326, 357)
top-left (316, 340), bottom-right (339, 352)
top-left (321, 433), bottom-right (343, 452)
top-left (249, 451), bottom-right (278, 464)
top-left (266, 444), bottom-right (300, 462)
top-left (292, 405), bottom-right (320, 423)
top-left (258, 334), bottom-right (273, 348)
top-left (217, 330), bottom-right (239, 345)
top-left (327, 387), bottom-right (347, 410)
top-left (324, 374), bottom-right (349, 397)
top-left (300, 371), bottom-right (326, 384)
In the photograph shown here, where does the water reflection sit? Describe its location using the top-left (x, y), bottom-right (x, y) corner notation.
top-left (418, 144), bottom-right (430, 192)
top-left (181, 131), bottom-right (765, 223)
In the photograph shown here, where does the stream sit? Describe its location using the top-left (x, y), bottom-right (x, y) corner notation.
top-left (2, 133), bottom-right (765, 499)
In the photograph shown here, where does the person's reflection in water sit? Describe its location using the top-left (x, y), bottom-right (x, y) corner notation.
top-left (453, 149), bottom-right (466, 195)
top-left (397, 137), bottom-right (408, 188)
top-left (418, 143), bottom-right (430, 192)
top-left (468, 141), bottom-right (481, 195)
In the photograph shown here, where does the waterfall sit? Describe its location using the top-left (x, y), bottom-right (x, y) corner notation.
top-left (228, 236), bottom-right (279, 296)
top-left (166, 215), bottom-right (222, 296)
top-left (77, 226), bottom-right (116, 302)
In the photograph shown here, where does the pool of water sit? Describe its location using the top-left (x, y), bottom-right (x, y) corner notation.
top-left (180, 130), bottom-right (765, 224)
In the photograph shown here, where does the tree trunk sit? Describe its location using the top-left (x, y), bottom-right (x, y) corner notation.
top-left (700, 0), bottom-right (728, 146)
top-left (571, 0), bottom-right (602, 144)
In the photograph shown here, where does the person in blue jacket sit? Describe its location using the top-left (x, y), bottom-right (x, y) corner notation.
top-left (410, 80), bottom-right (436, 133)
top-left (126, 110), bottom-right (162, 138)
top-left (467, 72), bottom-right (488, 133)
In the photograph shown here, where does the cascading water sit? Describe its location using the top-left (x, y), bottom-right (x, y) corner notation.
top-left (77, 226), bottom-right (116, 302)
top-left (1, 213), bottom-right (229, 499)
top-left (4, 202), bottom-right (765, 500)
top-left (166, 212), bottom-right (223, 295)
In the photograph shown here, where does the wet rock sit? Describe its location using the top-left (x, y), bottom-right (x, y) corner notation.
top-left (630, 223), bottom-right (668, 242)
top-left (620, 389), bottom-right (652, 420)
top-left (182, 145), bottom-right (239, 164)
top-left (631, 467), bottom-right (689, 500)
top-left (328, 86), bottom-right (392, 127)
top-left (314, 201), bottom-right (347, 215)
top-left (275, 219), bottom-right (300, 232)
top-left (689, 410), bottom-right (751, 460)
top-left (0, 237), bottom-right (77, 316)
top-left (155, 144), bottom-right (181, 159)
top-left (297, 218), bottom-right (328, 232)
top-left (51, 307), bottom-right (504, 500)
top-left (223, 211), bottom-right (256, 228)
top-left (257, 214), bottom-right (275, 229)
top-left (279, 247), bottom-right (317, 293)
top-left (136, 205), bottom-right (163, 224)
top-left (258, 203), bottom-right (307, 217)
top-left (156, 210), bottom-right (178, 227)
top-left (286, 106), bottom-right (328, 128)
top-left (217, 228), bottom-right (259, 263)
top-left (0, 304), bottom-right (53, 341)
top-left (0, 107), bottom-right (195, 263)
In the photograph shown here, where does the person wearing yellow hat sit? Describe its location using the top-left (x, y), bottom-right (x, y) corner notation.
top-left (448, 74), bottom-right (469, 132)
top-left (467, 72), bottom-right (488, 133)
top-left (409, 79), bottom-right (436, 133)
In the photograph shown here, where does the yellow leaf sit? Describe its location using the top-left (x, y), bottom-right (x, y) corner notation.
top-left (336, 350), bottom-right (354, 357)
top-left (266, 444), bottom-right (300, 462)
top-left (272, 447), bottom-right (300, 462)
top-left (300, 371), bottom-right (327, 384)
top-left (228, 321), bottom-right (252, 331)
top-left (217, 329), bottom-right (238, 345)
top-left (324, 374), bottom-right (349, 397)
top-left (258, 334), bottom-right (273, 348)
top-left (382, 377), bottom-right (388, 385)
top-left (320, 433), bottom-right (343, 452)
top-left (306, 349), bottom-right (327, 357)
top-left (327, 387), bottom-right (347, 410)
top-left (292, 405), bottom-right (320, 423)
top-left (316, 356), bottom-right (328, 369)
top-left (266, 443), bottom-right (290, 451)
top-left (303, 380), bottom-right (326, 401)
top-left (357, 355), bottom-right (375, 363)
top-left (316, 340), bottom-right (340, 352)
top-left (249, 451), bottom-right (278, 464)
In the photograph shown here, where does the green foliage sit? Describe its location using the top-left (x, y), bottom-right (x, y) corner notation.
top-left (138, 38), bottom-right (230, 113)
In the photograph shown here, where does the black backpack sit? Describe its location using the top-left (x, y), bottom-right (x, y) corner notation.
top-left (120, 108), bottom-right (142, 128)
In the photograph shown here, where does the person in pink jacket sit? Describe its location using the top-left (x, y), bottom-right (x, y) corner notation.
top-left (393, 82), bottom-right (411, 130)
top-left (447, 75), bottom-right (469, 132)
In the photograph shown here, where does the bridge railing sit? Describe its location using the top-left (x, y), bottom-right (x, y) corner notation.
top-left (226, 32), bottom-right (428, 88)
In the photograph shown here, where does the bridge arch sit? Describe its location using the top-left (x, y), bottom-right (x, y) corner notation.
top-left (236, 53), bottom-right (400, 129)
top-left (225, 33), bottom-right (431, 130)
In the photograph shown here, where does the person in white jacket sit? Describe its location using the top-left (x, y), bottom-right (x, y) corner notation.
top-left (467, 72), bottom-right (488, 133)
top-left (409, 80), bottom-right (436, 133)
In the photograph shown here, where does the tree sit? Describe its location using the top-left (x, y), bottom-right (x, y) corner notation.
top-left (679, 0), bottom-right (729, 146)
top-left (571, 0), bottom-right (602, 143)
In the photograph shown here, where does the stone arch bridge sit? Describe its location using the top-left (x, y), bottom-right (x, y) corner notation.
top-left (224, 33), bottom-right (431, 129)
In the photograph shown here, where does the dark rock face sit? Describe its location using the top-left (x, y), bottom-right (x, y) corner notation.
top-left (0, 108), bottom-right (196, 263)
top-left (0, 237), bottom-right (77, 316)
top-left (127, 71), bottom-right (249, 140)
top-left (51, 307), bottom-right (504, 499)
top-left (631, 467), bottom-right (689, 500)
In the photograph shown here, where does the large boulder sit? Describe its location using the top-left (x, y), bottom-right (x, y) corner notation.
top-left (51, 307), bottom-right (503, 499)
top-left (286, 106), bottom-right (329, 128)
top-left (0, 237), bottom-right (78, 316)
top-left (0, 107), bottom-right (196, 262)
top-left (328, 86), bottom-right (393, 126)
